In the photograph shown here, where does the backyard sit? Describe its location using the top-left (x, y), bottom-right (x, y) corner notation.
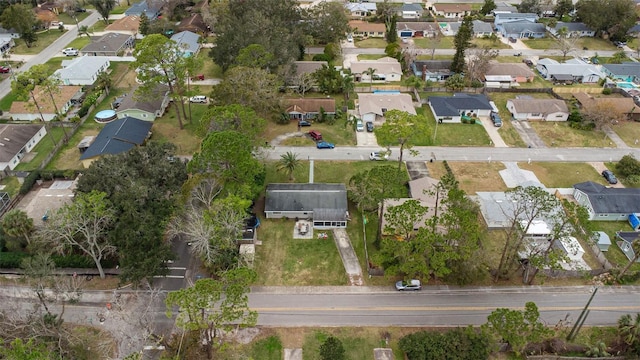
top-left (518, 162), bottom-right (607, 188)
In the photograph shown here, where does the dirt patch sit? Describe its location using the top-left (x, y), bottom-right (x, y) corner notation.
top-left (444, 161), bottom-right (508, 194)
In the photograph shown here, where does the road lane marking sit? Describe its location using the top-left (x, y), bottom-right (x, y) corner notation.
top-left (153, 275), bottom-right (184, 279)
top-left (250, 306), bottom-right (640, 312)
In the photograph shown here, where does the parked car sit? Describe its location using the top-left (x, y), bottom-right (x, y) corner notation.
top-left (189, 95), bottom-right (207, 103)
top-left (316, 141), bottom-right (335, 149)
top-left (508, 37), bottom-right (517, 43)
top-left (298, 120), bottom-right (311, 127)
top-left (308, 130), bottom-right (322, 141)
top-left (62, 48), bottom-right (78, 56)
top-left (356, 119), bottom-right (364, 132)
top-left (111, 97), bottom-right (123, 109)
top-left (522, 59), bottom-right (533, 67)
top-left (490, 111), bottom-right (502, 127)
top-left (513, 52), bottom-right (522, 57)
top-left (366, 121), bottom-right (374, 132)
top-left (75, 7), bottom-right (87, 12)
top-left (602, 170), bottom-right (618, 184)
top-left (0, 66), bottom-right (10, 74)
top-left (369, 151), bottom-right (388, 161)
top-left (395, 279), bottom-right (421, 291)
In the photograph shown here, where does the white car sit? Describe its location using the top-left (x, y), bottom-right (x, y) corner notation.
top-left (189, 95), bottom-right (207, 103)
top-left (62, 48), bottom-right (78, 56)
top-left (369, 151), bottom-right (389, 161)
top-left (356, 120), bottom-right (364, 132)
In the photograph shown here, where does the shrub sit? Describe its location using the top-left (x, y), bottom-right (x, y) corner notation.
top-left (77, 105), bottom-right (90, 118)
top-left (399, 328), bottom-right (491, 360)
top-left (616, 154), bottom-right (640, 177)
top-left (312, 54), bottom-right (332, 62)
top-left (0, 251), bottom-right (28, 268)
top-left (19, 170), bottom-right (41, 195)
top-left (51, 254), bottom-right (95, 268)
top-left (602, 88), bottom-right (612, 95)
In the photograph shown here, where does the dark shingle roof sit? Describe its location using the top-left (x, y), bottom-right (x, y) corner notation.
top-left (0, 125), bottom-right (44, 162)
top-left (80, 117), bottom-right (152, 160)
top-left (414, 60), bottom-right (452, 71)
top-left (117, 85), bottom-right (169, 115)
top-left (602, 63), bottom-right (640, 78)
top-left (574, 181), bottom-right (640, 214)
top-left (265, 183), bottom-right (347, 213)
top-left (428, 93), bottom-right (493, 116)
top-left (502, 21), bottom-right (546, 35)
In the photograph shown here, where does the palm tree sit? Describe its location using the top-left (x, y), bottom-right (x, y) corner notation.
top-left (96, 71), bottom-right (112, 95)
top-left (364, 67), bottom-right (376, 91)
top-left (78, 25), bottom-right (92, 39)
top-left (342, 71), bottom-right (354, 101)
top-left (0, 209), bottom-right (34, 246)
top-left (618, 313), bottom-right (640, 348)
top-left (277, 151), bottom-right (301, 181)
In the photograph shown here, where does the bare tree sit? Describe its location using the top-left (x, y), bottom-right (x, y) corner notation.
top-left (555, 28), bottom-right (579, 59)
top-left (581, 100), bottom-right (628, 130)
top-left (292, 72), bottom-right (315, 97)
top-left (465, 47), bottom-right (499, 83)
top-left (427, 30), bottom-right (442, 60)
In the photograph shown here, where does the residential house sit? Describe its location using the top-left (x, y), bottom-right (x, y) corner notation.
top-left (264, 183), bottom-right (349, 229)
top-left (398, 3), bottom-right (424, 19)
top-left (357, 93), bottom-right (416, 123)
top-left (427, 93), bottom-right (493, 123)
top-left (498, 20), bottom-right (546, 39)
top-left (170, 31), bottom-right (200, 57)
top-left (115, 85), bottom-right (170, 121)
top-left (573, 181), bottom-right (640, 220)
top-left (491, 2), bottom-right (518, 14)
top-left (105, 16), bottom-right (140, 35)
top-left (547, 22), bottom-right (595, 37)
top-left (178, 14), bottom-right (209, 35)
top-left (506, 98), bottom-right (569, 121)
top-left (432, 3), bottom-right (471, 19)
top-left (0, 124), bottom-right (47, 171)
top-left (0, 36), bottom-right (14, 56)
top-left (349, 20), bottom-right (385, 38)
top-left (287, 61), bottom-right (327, 88)
top-left (350, 57), bottom-right (402, 83)
top-left (284, 98), bottom-right (336, 121)
top-left (397, 22), bottom-right (439, 38)
top-left (494, 13), bottom-right (539, 27)
top-left (0, 26), bottom-right (20, 39)
top-left (79, 117), bottom-right (153, 168)
top-left (81, 32), bottom-right (134, 56)
top-left (628, 23), bottom-right (640, 37)
top-left (411, 60), bottom-right (452, 82)
top-left (345, 2), bottom-right (376, 18)
top-left (573, 92), bottom-right (640, 121)
top-left (485, 62), bottom-right (536, 83)
top-left (293, 61), bottom-right (327, 77)
top-left (124, 0), bottom-right (162, 20)
top-left (536, 58), bottom-right (604, 83)
top-left (601, 63), bottom-right (640, 83)
top-left (9, 85), bottom-right (82, 121)
top-left (441, 20), bottom-right (493, 37)
top-left (53, 56), bottom-right (110, 86)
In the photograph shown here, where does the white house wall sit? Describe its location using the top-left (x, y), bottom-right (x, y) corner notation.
top-left (544, 111), bottom-right (569, 121)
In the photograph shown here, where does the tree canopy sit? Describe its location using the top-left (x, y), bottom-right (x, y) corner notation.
top-left (375, 110), bottom-right (426, 169)
top-left (451, 16), bottom-right (473, 74)
top-left (575, 0), bottom-right (636, 40)
top-left (0, 4), bottom-right (37, 47)
top-left (210, 66), bottom-right (282, 117)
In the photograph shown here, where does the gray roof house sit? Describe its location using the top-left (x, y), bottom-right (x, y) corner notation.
top-left (492, 2), bottom-right (518, 14)
top-left (293, 61), bottom-right (327, 77)
top-left (601, 63), bottom-right (640, 82)
top-left (494, 13), bottom-right (539, 26)
top-left (547, 22), bottom-right (595, 37)
top-left (536, 58), bottom-right (604, 83)
top-left (0, 124), bottom-right (47, 171)
top-left (446, 20), bottom-right (493, 37)
top-left (357, 93), bottom-right (416, 123)
top-left (264, 183), bottom-right (348, 229)
top-left (397, 22), bottom-right (439, 38)
top-left (398, 3), bottom-right (423, 19)
top-left (116, 85), bottom-right (170, 121)
top-left (411, 60), bottom-right (452, 82)
top-left (54, 56), bottom-right (110, 86)
top-left (345, 2), bottom-right (376, 17)
top-left (427, 93), bottom-right (493, 123)
top-left (125, 0), bottom-right (162, 20)
top-left (573, 181), bottom-right (640, 220)
top-left (79, 117), bottom-right (152, 168)
top-left (498, 20), bottom-right (546, 39)
top-left (170, 31), bottom-right (200, 57)
top-left (81, 32), bottom-right (134, 56)
top-left (506, 98), bottom-right (569, 121)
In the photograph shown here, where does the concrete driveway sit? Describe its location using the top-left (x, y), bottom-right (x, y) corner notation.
top-left (478, 117), bottom-right (507, 147)
top-left (356, 129), bottom-right (379, 146)
top-left (588, 162), bottom-right (625, 188)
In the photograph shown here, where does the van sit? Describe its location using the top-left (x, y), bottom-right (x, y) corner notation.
top-left (189, 95), bottom-right (207, 103)
top-left (490, 112), bottom-right (502, 127)
top-left (308, 130), bottom-right (322, 141)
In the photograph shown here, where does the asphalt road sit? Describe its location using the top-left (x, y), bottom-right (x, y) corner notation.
top-left (268, 145), bottom-right (640, 163)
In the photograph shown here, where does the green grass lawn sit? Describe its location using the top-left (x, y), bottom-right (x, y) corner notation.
top-left (195, 51), bottom-right (222, 79)
top-left (357, 54), bottom-right (386, 60)
top-left (12, 30), bottom-right (67, 55)
top-left (280, 121), bottom-right (356, 147)
top-left (0, 92), bottom-right (19, 112)
top-left (0, 176), bottom-right (20, 198)
top-left (14, 127), bottom-right (66, 171)
top-left (471, 38), bottom-right (510, 49)
top-left (88, 20), bottom-right (112, 33)
top-left (57, 12), bottom-right (90, 24)
top-left (64, 36), bottom-right (91, 51)
top-left (412, 104), bottom-right (493, 147)
top-left (355, 38), bottom-right (389, 48)
top-left (152, 105), bottom-right (204, 155)
top-left (610, 121), bottom-right (640, 148)
top-left (518, 162), bottom-right (606, 188)
top-left (590, 221), bottom-right (640, 272)
top-left (524, 37), bottom-right (618, 51)
top-left (413, 36), bottom-right (454, 49)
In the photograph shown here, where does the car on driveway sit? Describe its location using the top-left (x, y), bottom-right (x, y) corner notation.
top-left (316, 141), bottom-right (334, 149)
top-left (62, 48), bottom-right (78, 56)
top-left (508, 37), bottom-right (517, 43)
top-left (189, 95), bottom-right (207, 103)
top-left (0, 66), bottom-right (10, 74)
top-left (356, 119), bottom-right (364, 132)
top-left (366, 121), bottom-right (374, 132)
top-left (308, 130), bottom-right (322, 141)
top-left (298, 120), bottom-right (311, 127)
top-left (369, 151), bottom-right (388, 161)
top-left (602, 170), bottom-right (618, 184)
top-left (395, 279), bottom-right (421, 291)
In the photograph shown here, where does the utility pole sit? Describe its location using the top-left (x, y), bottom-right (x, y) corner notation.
top-left (567, 287), bottom-right (598, 341)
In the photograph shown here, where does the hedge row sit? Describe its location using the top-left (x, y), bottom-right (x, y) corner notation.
top-left (0, 252), bottom-right (116, 269)
top-left (399, 328), bottom-right (491, 360)
top-left (18, 170), bottom-right (81, 195)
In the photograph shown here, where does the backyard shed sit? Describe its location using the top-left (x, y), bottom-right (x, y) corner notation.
top-left (594, 231), bottom-right (611, 252)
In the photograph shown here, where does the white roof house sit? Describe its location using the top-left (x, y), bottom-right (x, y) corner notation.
top-left (350, 57), bottom-right (402, 83)
top-left (357, 93), bottom-right (416, 123)
top-left (54, 56), bottom-right (110, 86)
top-left (170, 31), bottom-right (201, 57)
top-left (536, 58), bottom-right (604, 83)
top-left (345, 2), bottom-right (376, 17)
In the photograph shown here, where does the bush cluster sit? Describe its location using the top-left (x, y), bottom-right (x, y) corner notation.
top-left (399, 328), bottom-right (491, 360)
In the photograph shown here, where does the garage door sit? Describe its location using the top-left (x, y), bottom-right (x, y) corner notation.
top-left (400, 31), bottom-right (412, 38)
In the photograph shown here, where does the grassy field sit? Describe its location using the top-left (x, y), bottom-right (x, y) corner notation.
top-left (0, 176), bottom-right (20, 197)
top-left (152, 105), bottom-right (204, 155)
top-left (523, 37), bottom-right (618, 51)
top-left (412, 103), bottom-right (493, 147)
top-left (413, 36), bottom-right (454, 49)
top-left (518, 162), bottom-right (606, 188)
top-left (12, 30), bottom-right (67, 54)
top-left (64, 36), bottom-right (91, 51)
top-left (357, 54), bottom-right (386, 61)
top-left (590, 221), bottom-right (640, 272)
top-left (355, 38), bottom-right (388, 48)
top-left (279, 122), bottom-right (356, 146)
top-left (529, 122), bottom-right (612, 148)
top-left (428, 161), bottom-right (508, 194)
top-left (610, 120), bottom-right (640, 148)
top-left (195, 51), bottom-right (222, 79)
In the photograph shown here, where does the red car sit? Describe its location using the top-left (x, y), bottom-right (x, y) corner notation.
top-left (0, 66), bottom-right (10, 74)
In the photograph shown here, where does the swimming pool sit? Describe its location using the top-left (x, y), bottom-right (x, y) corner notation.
top-left (617, 82), bottom-right (638, 89)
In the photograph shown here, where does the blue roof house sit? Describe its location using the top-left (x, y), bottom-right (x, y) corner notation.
top-left (125, 0), bottom-right (162, 20)
top-left (80, 117), bottom-right (153, 168)
top-left (601, 63), bottom-right (640, 83)
top-left (427, 93), bottom-right (493, 123)
top-left (498, 20), bottom-right (546, 39)
top-left (170, 31), bottom-right (201, 57)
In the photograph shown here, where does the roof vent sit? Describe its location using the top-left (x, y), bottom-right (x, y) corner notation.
top-left (0, 143), bottom-right (5, 146)
top-left (3, 138), bottom-right (9, 142)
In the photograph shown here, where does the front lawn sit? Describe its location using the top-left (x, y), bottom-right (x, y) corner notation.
top-left (427, 161), bottom-right (508, 194)
top-left (414, 105), bottom-right (493, 147)
top-left (413, 36), bottom-right (454, 49)
top-left (518, 162), bottom-right (606, 188)
top-left (610, 120), bottom-right (640, 148)
top-left (528, 122), bottom-right (612, 148)
top-left (12, 30), bottom-right (67, 55)
top-left (64, 36), bottom-right (92, 51)
top-left (355, 38), bottom-right (389, 48)
top-left (195, 51), bottom-right (223, 79)
top-left (152, 105), bottom-right (204, 155)
top-left (357, 54), bottom-right (386, 61)
top-left (523, 37), bottom-right (618, 51)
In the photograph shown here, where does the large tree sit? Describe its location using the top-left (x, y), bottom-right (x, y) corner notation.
top-left (375, 110), bottom-right (425, 169)
top-left (0, 4), bottom-right (37, 47)
top-left (165, 268), bottom-right (258, 358)
top-left (131, 34), bottom-right (200, 129)
top-left (575, 0), bottom-right (636, 40)
top-left (517, 0), bottom-right (543, 14)
top-left (465, 47), bottom-right (499, 83)
top-left (484, 302), bottom-right (553, 356)
top-left (0, 209), bottom-right (34, 248)
top-left (197, 104), bottom-right (266, 145)
top-left (555, 0), bottom-right (574, 18)
top-left (480, 0), bottom-right (497, 15)
top-left (210, 0), bottom-right (305, 71)
top-left (580, 99), bottom-right (628, 131)
top-left (88, 0), bottom-right (116, 24)
top-left (301, 1), bottom-right (350, 44)
top-left (210, 66), bottom-right (282, 117)
top-left (39, 191), bottom-right (116, 279)
top-left (347, 165), bottom-right (406, 212)
top-left (451, 16), bottom-right (473, 74)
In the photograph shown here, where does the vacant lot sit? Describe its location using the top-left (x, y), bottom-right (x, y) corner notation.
top-left (529, 122), bottom-right (612, 148)
top-left (523, 37), bottom-right (617, 51)
top-left (427, 161), bottom-right (508, 194)
top-left (355, 38), bottom-right (388, 48)
top-left (518, 162), bottom-right (606, 188)
top-left (610, 120), bottom-right (640, 148)
top-left (411, 104), bottom-right (493, 147)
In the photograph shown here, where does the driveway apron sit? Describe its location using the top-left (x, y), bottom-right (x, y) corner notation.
top-left (333, 229), bottom-right (363, 286)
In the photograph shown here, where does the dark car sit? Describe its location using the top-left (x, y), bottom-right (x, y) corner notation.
top-left (316, 141), bottom-right (335, 149)
top-left (602, 170), bottom-right (618, 184)
top-left (0, 66), bottom-right (10, 74)
top-left (522, 59), bottom-right (533, 67)
top-left (308, 130), bottom-right (322, 141)
top-left (508, 37), bottom-right (517, 43)
top-left (298, 120), bottom-right (311, 127)
top-left (490, 111), bottom-right (502, 127)
top-left (75, 7), bottom-right (87, 12)
top-left (366, 121), bottom-right (374, 132)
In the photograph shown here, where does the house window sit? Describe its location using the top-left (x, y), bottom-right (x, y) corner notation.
top-left (272, 212), bottom-right (281, 215)
top-left (532, 113), bottom-right (541, 117)
top-left (598, 214), bottom-right (608, 217)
